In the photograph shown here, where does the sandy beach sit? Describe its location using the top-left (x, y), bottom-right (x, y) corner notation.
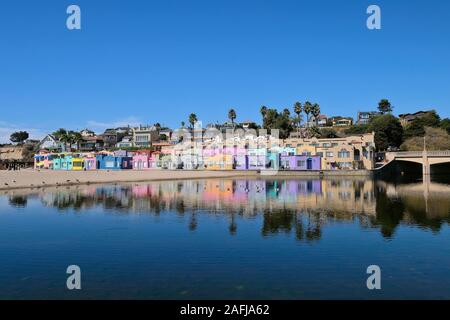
top-left (0, 169), bottom-right (260, 191)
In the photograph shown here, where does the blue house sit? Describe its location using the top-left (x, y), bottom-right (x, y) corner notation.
top-left (52, 154), bottom-right (73, 170)
top-left (96, 154), bottom-right (133, 170)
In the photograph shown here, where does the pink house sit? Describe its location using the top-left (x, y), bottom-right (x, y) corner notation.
top-left (34, 152), bottom-right (54, 169)
top-left (133, 153), bottom-right (150, 170)
top-left (133, 151), bottom-right (158, 170)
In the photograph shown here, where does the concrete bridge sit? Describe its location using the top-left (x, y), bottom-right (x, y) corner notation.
top-left (383, 151), bottom-right (450, 177)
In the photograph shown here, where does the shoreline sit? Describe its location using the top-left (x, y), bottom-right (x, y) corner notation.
top-left (0, 169), bottom-right (373, 191)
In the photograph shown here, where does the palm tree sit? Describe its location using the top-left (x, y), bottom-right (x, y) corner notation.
top-left (294, 102), bottom-right (303, 128)
top-left (260, 106), bottom-right (268, 123)
top-left (181, 121), bottom-right (185, 128)
top-left (228, 108), bottom-right (237, 125)
top-left (304, 101), bottom-right (313, 125)
top-left (283, 108), bottom-right (290, 117)
top-left (188, 113), bottom-right (198, 129)
top-left (53, 128), bottom-right (67, 140)
top-left (59, 132), bottom-right (71, 152)
top-left (311, 103), bottom-right (321, 126)
top-left (70, 131), bottom-right (83, 151)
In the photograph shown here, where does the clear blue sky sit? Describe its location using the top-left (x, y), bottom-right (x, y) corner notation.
top-left (1, 0), bottom-right (449, 142)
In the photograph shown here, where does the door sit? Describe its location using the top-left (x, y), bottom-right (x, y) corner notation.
top-left (307, 158), bottom-right (313, 170)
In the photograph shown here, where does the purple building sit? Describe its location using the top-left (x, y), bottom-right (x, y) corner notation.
top-left (279, 155), bottom-right (321, 170)
top-left (233, 155), bottom-right (249, 170)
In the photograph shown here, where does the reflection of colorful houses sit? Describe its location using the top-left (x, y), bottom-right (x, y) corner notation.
top-left (279, 180), bottom-right (323, 196)
top-left (280, 155), bottom-right (321, 170)
top-left (96, 154), bottom-right (133, 170)
top-left (202, 180), bottom-right (234, 201)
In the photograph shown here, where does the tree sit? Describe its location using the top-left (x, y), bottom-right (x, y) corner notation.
top-left (441, 118), bottom-right (450, 135)
top-left (70, 131), bottom-right (83, 151)
top-left (303, 101), bottom-right (313, 124)
top-left (58, 131), bottom-right (72, 151)
top-left (378, 99), bottom-right (393, 114)
top-left (10, 131), bottom-right (29, 144)
top-left (159, 134), bottom-right (168, 141)
top-left (282, 108), bottom-right (290, 117)
top-left (228, 108), bottom-right (237, 124)
top-left (188, 113), bottom-right (198, 128)
top-left (403, 110), bottom-right (441, 139)
top-left (368, 114), bottom-right (404, 151)
top-left (319, 128), bottom-right (338, 138)
top-left (307, 126), bottom-right (321, 138)
top-left (293, 102), bottom-right (303, 128)
top-left (53, 128), bottom-right (67, 140)
top-left (263, 108), bottom-right (279, 129)
top-left (345, 125), bottom-right (369, 135)
top-left (261, 108), bottom-right (293, 139)
top-left (311, 103), bottom-right (321, 126)
top-left (260, 106), bottom-right (268, 124)
top-left (181, 121), bottom-right (185, 128)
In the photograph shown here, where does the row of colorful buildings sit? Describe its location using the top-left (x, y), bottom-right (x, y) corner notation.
top-left (34, 133), bottom-right (376, 171)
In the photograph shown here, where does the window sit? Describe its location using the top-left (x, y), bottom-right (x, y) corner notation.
top-left (322, 143), bottom-right (331, 148)
top-left (326, 152), bottom-right (334, 157)
top-left (338, 150), bottom-right (350, 158)
top-left (297, 160), bottom-right (305, 167)
top-left (339, 162), bottom-right (352, 169)
top-left (105, 161), bottom-right (115, 168)
top-left (316, 152), bottom-right (323, 157)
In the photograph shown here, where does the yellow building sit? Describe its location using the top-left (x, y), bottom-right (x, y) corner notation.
top-left (284, 133), bottom-right (375, 170)
top-left (204, 154), bottom-right (234, 171)
top-left (72, 157), bottom-right (85, 171)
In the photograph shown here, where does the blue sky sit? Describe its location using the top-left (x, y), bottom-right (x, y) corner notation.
top-left (1, 0), bottom-right (450, 142)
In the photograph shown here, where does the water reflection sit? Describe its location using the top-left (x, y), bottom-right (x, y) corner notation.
top-left (3, 178), bottom-right (450, 240)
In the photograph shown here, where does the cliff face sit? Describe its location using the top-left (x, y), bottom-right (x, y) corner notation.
top-left (0, 146), bottom-right (25, 161)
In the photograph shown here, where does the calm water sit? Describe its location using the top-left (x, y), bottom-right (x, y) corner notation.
top-left (1, 177), bottom-right (450, 299)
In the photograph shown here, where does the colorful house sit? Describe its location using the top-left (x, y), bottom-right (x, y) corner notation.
top-left (72, 156), bottom-right (85, 171)
top-left (52, 154), bottom-right (73, 170)
top-left (266, 152), bottom-right (280, 170)
top-left (84, 157), bottom-right (97, 170)
top-left (248, 148), bottom-right (267, 170)
top-left (96, 154), bottom-right (133, 170)
top-left (233, 155), bottom-right (248, 170)
top-left (204, 154), bottom-right (233, 170)
top-left (279, 155), bottom-right (321, 170)
top-left (133, 151), bottom-right (152, 170)
top-left (34, 153), bottom-right (55, 169)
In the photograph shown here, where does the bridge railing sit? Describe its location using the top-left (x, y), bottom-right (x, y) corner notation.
top-left (388, 151), bottom-right (450, 158)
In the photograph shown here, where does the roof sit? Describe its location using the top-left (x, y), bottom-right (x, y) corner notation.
top-left (398, 110), bottom-right (434, 118)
